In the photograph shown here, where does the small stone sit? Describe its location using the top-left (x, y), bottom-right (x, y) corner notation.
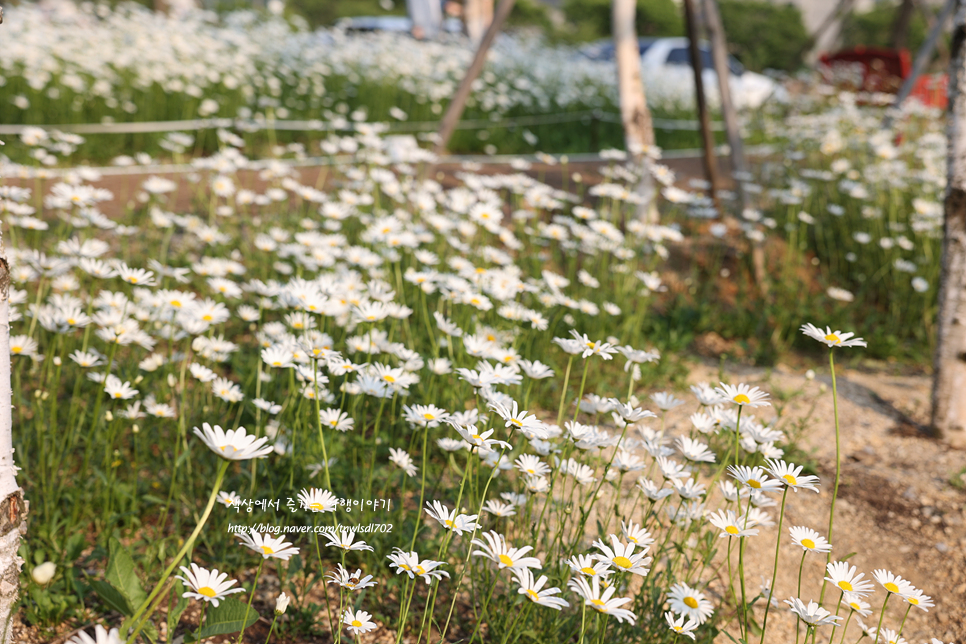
top-left (902, 486), bottom-right (917, 502)
top-left (936, 542), bottom-right (949, 553)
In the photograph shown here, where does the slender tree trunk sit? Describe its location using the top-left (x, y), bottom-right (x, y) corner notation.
top-left (0, 234), bottom-right (26, 643)
top-left (932, 0), bottom-right (966, 448)
top-left (432, 0), bottom-right (516, 156)
top-left (682, 0), bottom-right (720, 209)
top-left (798, 0), bottom-right (854, 63)
top-left (703, 0), bottom-right (768, 295)
top-left (885, 0), bottom-right (957, 128)
top-left (613, 0), bottom-right (659, 224)
top-left (891, 0), bottom-right (917, 49)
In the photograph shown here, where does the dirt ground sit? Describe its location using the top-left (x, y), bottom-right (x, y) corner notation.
top-left (651, 359), bottom-right (966, 643)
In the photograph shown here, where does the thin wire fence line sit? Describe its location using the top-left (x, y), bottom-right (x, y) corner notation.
top-left (4, 144), bottom-right (775, 179)
top-left (0, 111), bottom-right (726, 136)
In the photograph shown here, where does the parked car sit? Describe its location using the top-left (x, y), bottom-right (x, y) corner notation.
top-left (335, 15), bottom-right (463, 34)
top-left (580, 37), bottom-right (783, 109)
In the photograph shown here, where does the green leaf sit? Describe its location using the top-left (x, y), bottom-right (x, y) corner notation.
top-left (106, 537), bottom-right (147, 614)
top-left (167, 580), bottom-right (189, 642)
top-left (90, 579), bottom-right (133, 616)
top-left (194, 597), bottom-right (259, 639)
top-left (141, 621), bottom-right (159, 644)
top-left (840, 551), bottom-right (858, 562)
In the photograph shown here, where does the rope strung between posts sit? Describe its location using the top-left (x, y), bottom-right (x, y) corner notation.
top-left (0, 111), bottom-right (725, 137)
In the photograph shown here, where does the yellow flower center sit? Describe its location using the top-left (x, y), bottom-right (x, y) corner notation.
top-left (444, 519), bottom-right (455, 528)
top-left (471, 434), bottom-right (482, 441)
top-left (351, 620), bottom-right (362, 628)
top-left (423, 413), bottom-right (435, 420)
top-left (586, 342), bottom-right (595, 348)
top-left (838, 581), bottom-right (853, 592)
top-left (580, 566), bottom-right (596, 576)
top-left (198, 586), bottom-right (217, 598)
top-left (725, 525), bottom-right (740, 535)
top-left (612, 556), bottom-right (633, 569)
top-left (498, 554), bottom-right (514, 567)
top-left (801, 538), bottom-right (816, 549)
top-left (884, 582), bottom-right (899, 593)
top-left (309, 503), bottom-right (325, 511)
top-left (384, 375), bottom-right (395, 383)
top-left (908, 597), bottom-right (919, 605)
top-left (526, 589), bottom-right (539, 601)
top-left (129, 277), bottom-right (138, 284)
top-left (684, 597), bottom-right (699, 609)
top-left (590, 599), bottom-right (605, 607)
top-left (415, 566), bottom-right (427, 575)
top-left (749, 480), bottom-right (762, 489)
top-left (114, 392), bottom-right (122, 398)
top-left (849, 601), bottom-right (861, 610)
top-left (825, 333), bottom-right (841, 344)
top-left (734, 394), bottom-right (750, 404)
top-left (261, 546), bottom-right (274, 555)
top-left (11, 347), bottom-right (21, 354)
top-left (783, 474), bottom-right (797, 486)
top-left (67, 318), bottom-right (76, 325)
top-left (509, 419), bottom-right (522, 427)
top-left (203, 314), bottom-right (213, 321)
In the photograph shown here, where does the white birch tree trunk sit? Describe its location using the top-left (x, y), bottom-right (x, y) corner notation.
top-left (0, 232), bottom-right (25, 643)
top-left (612, 0), bottom-right (659, 224)
top-left (933, 0), bottom-right (966, 448)
top-left (932, 1), bottom-right (966, 447)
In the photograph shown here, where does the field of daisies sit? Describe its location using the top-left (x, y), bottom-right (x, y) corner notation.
top-left (0, 3), bottom-right (960, 644)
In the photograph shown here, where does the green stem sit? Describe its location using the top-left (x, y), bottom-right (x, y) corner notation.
top-left (820, 349), bottom-right (842, 607)
top-left (872, 593), bottom-right (890, 644)
top-left (238, 559), bottom-right (265, 644)
top-left (264, 614), bottom-right (278, 644)
top-left (125, 459), bottom-right (230, 644)
top-left (555, 356), bottom-right (574, 428)
top-left (895, 603), bottom-right (912, 639)
top-left (759, 487), bottom-right (789, 644)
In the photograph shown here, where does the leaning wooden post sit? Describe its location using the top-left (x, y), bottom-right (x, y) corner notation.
top-left (613, 0), bottom-right (660, 224)
top-left (932, 0), bottom-right (966, 447)
top-left (0, 230), bottom-right (26, 644)
top-left (884, 0), bottom-right (957, 129)
top-left (703, 0), bottom-right (768, 294)
top-left (432, 0), bottom-right (517, 157)
top-left (682, 0), bottom-right (720, 209)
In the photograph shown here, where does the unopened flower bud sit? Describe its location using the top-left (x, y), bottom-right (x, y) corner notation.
top-left (32, 562), bottom-right (56, 585)
top-left (105, 411), bottom-right (113, 422)
top-left (53, 357), bottom-right (62, 366)
top-left (275, 591), bottom-right (290, 615)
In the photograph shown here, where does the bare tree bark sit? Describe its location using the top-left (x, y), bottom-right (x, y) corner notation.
top-left (682, 0), bottom-right (720, 209)
top-left (432, 0), bottom-right (516, 156)
top-left (0, 233), bottom-right (26, 643)
top-left (612, 0), bottom-right (659, 224)
top-left (703, 0), bottom-right (768, 295)
top-left (891, 0), bottom-right (917, 49)
top-left (932, 0), bottom-right (966, 448)
top-left (797, 0), bottom-right (855, 63)
top-left (885, 0), bottom-right (957, 129)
